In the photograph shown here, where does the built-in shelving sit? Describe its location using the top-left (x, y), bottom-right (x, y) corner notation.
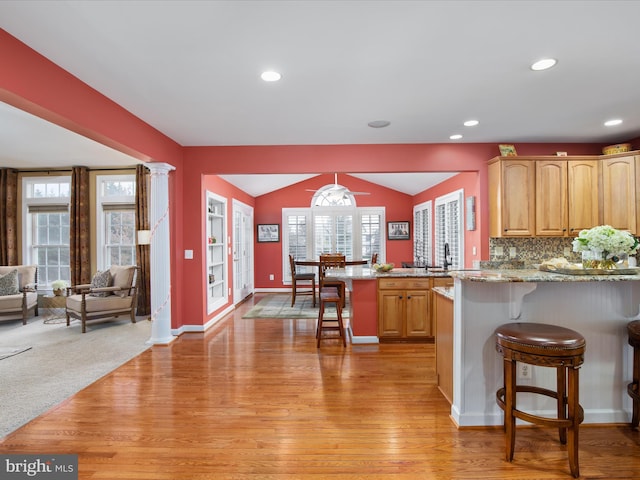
top-left (206, 191), bottom-right (227, 313)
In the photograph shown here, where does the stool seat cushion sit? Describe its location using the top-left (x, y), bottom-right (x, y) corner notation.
top-left (628, 320), bottom-right (640, 347)
top-left (496, 322), bottom-right (585, 352)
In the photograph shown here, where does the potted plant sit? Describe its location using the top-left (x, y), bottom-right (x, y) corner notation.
top-left (51, 279), bottom-right (68, 296)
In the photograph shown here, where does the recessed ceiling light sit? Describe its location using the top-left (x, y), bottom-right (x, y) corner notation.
top-left (463, 120), bottom-right (479, 127)
top-left (604, 119), bottom-right (623, 127)
top-left (368, 120), bottom-right (391, 128)
top-left (450, 134), bottom-right (463, 140)
top-left (261, 71), bottom-right (282, 82)
top-left (530, 58), bottom-right (557, 71)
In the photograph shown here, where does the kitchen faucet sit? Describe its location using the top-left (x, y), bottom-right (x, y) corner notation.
top-left (443, 242), bottom-right (452, 270)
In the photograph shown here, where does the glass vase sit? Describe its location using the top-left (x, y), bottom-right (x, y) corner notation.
top-left (582, 250), bottom-right (616, 270)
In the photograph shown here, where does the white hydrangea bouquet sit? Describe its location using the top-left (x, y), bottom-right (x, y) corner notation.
top-left (572, 225), bottom-right (639, 268)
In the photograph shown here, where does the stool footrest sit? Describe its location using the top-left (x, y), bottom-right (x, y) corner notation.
top-left (497, 387), bottom-right (584, 428)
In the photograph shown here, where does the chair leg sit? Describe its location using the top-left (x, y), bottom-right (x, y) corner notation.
top-left (316, 301), bottom-right (325, 348)
top-left (567, 366), bottom-right (580, 478)
top-left (504, 358), bottom-right (516, 462)
top-left (291, 280), bottom-right (296, 307)
top-left (312, 278), bottom-right (316, 307)
top-left (631, 346), bottom-right (640, 429)
top-left (557, 365), bottom-right (567, 444)
top-left (335, 301), bottom-right (346, 347)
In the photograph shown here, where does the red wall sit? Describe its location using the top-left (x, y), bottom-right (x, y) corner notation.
top-left (413, 172), bottom-right (480, 268)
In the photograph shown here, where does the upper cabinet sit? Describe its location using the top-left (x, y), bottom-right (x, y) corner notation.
top-left (601, 155), bottom-right (637, 234)
top-left (535, 159), bottom-right (599, 236)
top-left (488, 158), bottom-right (535, 237)
top-left (489, 152), bottom-right (637, 238)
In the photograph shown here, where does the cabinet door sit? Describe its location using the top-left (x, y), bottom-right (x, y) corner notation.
top-left (498, 160), bottom-right (535, 236)
top-left (536, 160), bottom-right (567, 236)
top-left (602, 156), bottom-right (636, 233)
top-left (435, 293), bottom-right (454, 404)
top-left (567, 160), bottom-right (599, 234)
top-left (405, 289), bottom-right (431, 337)
top-left (378, 290), bottom-right (404, 337)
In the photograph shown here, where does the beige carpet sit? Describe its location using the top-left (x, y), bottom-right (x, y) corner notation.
top-left (0, 316), bottom-right (152, 438)
top-left (242, 293), bottom-right (349, 319)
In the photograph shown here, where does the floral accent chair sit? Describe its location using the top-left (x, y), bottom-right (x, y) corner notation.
top-left (65, 265), bottom-right (138, 333)
top-left (0, 265), bottom-right (38, 325)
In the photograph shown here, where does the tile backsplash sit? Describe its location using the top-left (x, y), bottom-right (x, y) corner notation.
top-left (487, 237), bottom-right (638, 266)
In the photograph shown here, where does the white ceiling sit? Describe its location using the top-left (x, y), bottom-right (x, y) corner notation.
top-left (1, 0), bottom-right (639, 196)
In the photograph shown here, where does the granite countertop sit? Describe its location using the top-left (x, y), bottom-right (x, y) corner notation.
top-left (432, 286), bottom-right (454, 300)
top-left (325, 266), bottom-right (452, 280)
top-left (325, 266), bottom-right (640, 283)
top-left (448, 268), bottom-right (640, 282)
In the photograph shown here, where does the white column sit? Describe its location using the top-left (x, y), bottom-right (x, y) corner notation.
top-left (145, 162), bottom-right (176, 345)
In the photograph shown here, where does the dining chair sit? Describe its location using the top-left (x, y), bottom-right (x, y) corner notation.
top-left (317, 254), bottom-right (347, 347)
top-left (288, 255), bottom-right (316, 307)
top-left (319, 254), bottom-right (346, 307)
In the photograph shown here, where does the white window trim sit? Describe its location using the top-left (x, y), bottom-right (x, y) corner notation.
top-left (413, 200), bottom-right (433, 267)
top-left (435, 189), bottom-right (464, 269)
top-left (96, 174), bottom-right (136, 270)
top-left (21, 176), bottom-right (71, 290)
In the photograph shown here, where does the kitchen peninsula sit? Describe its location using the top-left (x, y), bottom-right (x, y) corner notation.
top-left (325, 266), bottom-right (452, 343)
top-left (448, 268), bottom-right (640, 427)
top-left (327, 266), bottom-right (640, 428)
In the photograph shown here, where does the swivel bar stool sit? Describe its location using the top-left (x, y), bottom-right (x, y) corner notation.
top-left (495, 322), bottom-right (586, 478)
top-left (628, 320), bottom-right (640, 429)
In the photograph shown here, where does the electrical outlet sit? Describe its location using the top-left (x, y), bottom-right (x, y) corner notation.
top-left (564, 247), bottom-right (571, 257)
top-left (518, 363), bottom-right (532, 380)
top-left (509, 247), bottom-right (516, 258)
top-left (494, 246), bottom-right (504, 256)
top-left (269, 274), bottom-right (274, 281)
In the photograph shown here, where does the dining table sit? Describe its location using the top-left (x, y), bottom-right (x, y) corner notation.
top-left (294, 258), bottom-right (369, 277)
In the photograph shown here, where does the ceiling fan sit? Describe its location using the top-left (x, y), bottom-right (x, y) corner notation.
top-left (306, 173), bottom-right (370, 201)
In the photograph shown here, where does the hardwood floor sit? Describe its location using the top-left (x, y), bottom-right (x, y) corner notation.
top-left (2, 293), bottom-right (639, 479)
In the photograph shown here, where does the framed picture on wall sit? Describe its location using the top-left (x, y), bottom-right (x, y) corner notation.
top-left (387, 221), bottom-right (410, 240)
top-left (257, 224), bottom-right (280, 243)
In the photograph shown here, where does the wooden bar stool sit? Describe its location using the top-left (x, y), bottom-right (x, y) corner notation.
top-left (628, 320), bottom-right (640, 429)
top-left (495, 322), bottom-right (586, 478)
top-left (316, 288), bottom-right (346, 348)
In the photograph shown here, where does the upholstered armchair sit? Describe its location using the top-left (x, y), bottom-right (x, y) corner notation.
top-left (66, 265), bottom-right (138, 333)
top-left (0, 265), bottom-right (38, 325)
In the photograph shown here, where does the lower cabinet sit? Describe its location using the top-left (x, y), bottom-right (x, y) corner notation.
top-left (378, 277), bottom-right (449, 341)
top-left (434, 289), bottom-right (454, 404)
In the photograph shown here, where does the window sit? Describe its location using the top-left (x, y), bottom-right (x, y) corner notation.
top-left (96, 175), bottom-right (136, 269)
top-left (413, 200), bottom-right (433, 266)
top-left (282, 204), bottom-right (385, 282)
top-left (22, 177), bottom-right (71, 288)
top-left (435, 189), bottom-right (464, 269)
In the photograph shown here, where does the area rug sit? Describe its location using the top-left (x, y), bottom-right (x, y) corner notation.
top-left (242, 293), bottom-right (349, 319)
top-left (0, 346), bottom-right (32, 360)
top-left (0, 316), bottom-right (152, 438)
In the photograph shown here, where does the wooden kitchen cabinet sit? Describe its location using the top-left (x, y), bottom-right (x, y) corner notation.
top-left (378, 278), bottom-right (432, 340)
top-left (488, 158), bottom-right (535, 237)
top-left (536, 159), bottom-right (599, 236)
top-left (434, 288), bottom-right (453, 404)
top-left (602, 155), bottom-right (637, 234)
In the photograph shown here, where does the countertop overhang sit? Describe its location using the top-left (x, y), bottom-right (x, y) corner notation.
top-left (325, 266), bottom-right (453, 280)
top-left (448, 268), bottom-right (640, 282)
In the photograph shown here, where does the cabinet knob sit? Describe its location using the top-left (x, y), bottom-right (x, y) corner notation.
top-left (407, 296), bottom-right (412, 299)
top-left (399, 296), bottom-right (403, 299)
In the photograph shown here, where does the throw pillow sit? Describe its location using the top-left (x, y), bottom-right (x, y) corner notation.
top-left (0, 269), bottom-right (20, 296)
top-left (89, 270), bottom-right (113, 297)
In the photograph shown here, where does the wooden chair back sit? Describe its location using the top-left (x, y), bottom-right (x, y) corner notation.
top-left (319, 254), bottom-right (345, 289)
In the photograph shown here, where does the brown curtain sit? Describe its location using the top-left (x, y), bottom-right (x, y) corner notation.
top-left (70, 166), bottom-right (91, 285)
top-left (135, 164), bottom-right (151, 316)
top-left (0, 168), bottom-right (18, 265)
